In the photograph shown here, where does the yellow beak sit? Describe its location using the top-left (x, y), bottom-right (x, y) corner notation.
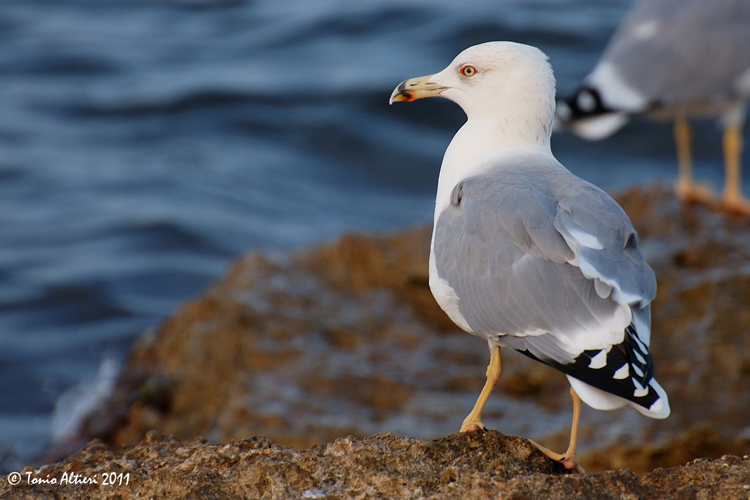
top-left (389, 74), bottom-right (446, 104)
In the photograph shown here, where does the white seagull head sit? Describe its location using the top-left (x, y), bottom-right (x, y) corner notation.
top-left (390, 41), bottom-right (556, 139)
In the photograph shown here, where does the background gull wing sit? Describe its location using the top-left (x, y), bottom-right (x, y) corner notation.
top-left (594, 0), bottom-right (750, 109)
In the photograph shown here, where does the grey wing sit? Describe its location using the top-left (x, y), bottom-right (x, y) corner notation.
top-left (433, 171), bottom-right (660, 407)
top-left (433, 172), bottom-right (637, 356)
top-left (598, 0), bottom-right (750, 105)
top-left (553, 179), bottom-right (656, 310)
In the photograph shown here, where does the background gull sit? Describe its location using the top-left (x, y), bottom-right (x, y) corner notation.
top-left (390, 41), bottom-right (670, 473)
top-left (556, 0), bottom-right (750, 215)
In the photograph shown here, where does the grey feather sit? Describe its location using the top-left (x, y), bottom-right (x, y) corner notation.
top-left (433, 160), bottom-right (655, 366)
top-left (598, 0), bottom-right (750, 105)
top-left (553, 182), bottom-right (656, 306)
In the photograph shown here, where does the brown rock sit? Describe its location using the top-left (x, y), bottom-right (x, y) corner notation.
top-left (45, 186), bottom-right (750, 478)
top-left (7, 432), bottom-right (750, 500)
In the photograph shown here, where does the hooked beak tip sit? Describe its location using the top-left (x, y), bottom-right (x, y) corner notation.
top-left (388, 75), bottom-right (443, 104)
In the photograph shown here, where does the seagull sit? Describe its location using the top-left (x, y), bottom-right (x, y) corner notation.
top-left (556, 0), bottom-right (750, 215)
top-left (390, 41), bottom-right (670, 473)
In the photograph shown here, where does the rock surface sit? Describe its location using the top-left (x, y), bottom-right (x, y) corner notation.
top-left (37, 186), bottom-right (750, 492)
top-left (5, 431), bottom-right (750, 499)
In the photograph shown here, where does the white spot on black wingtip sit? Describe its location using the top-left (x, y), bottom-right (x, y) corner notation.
top-left (565, 85), bottom-right (617, 120)
top-left (577, 90), bottom-right (597, 113)
top-left (632, 378), bottom-right (649, 397)
top-left (634, 350), bottom-right (646, 365)
top-left (613, 364), bottom-right (629, 379)
top-left (648, 394), bottom-right (665, 414)
top-left (633, 335), bottom-right (648, 354)
top-left (588, 349), bottom-right (607, 369)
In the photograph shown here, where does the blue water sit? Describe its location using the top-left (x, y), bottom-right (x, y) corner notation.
top-left (0, 0), bottom-right (747, 471)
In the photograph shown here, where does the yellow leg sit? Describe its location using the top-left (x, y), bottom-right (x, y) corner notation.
top-left (721, 122), bottom-right (750, 215)
top-left (529, 387), bottom-right (585, 474)
top-left (673, 115), bottom-right (716, 205)
top-left (460, 346), bottom-right (502, 433)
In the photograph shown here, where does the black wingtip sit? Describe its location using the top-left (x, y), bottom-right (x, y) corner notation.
top-left (558, 86), bottom-right (614, 123)
top-left (516, 323), bottom-right (659, 410)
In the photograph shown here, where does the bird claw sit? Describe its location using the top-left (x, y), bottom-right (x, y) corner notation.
top-left (674, 179), bottom-right (717, 206)
top-left (528, 439), bottom-right (585, 474)
top-left (673, 180), bottom-right (750, 217)
top-left (459, 420), bottom-right (487, 433)
top-left (559, 455), bottom-right (586, 474)
top-left (721, 194), bottom-right (750, 216)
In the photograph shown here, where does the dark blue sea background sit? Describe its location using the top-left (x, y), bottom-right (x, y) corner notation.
top-left (1, 0), bottom-right (747, 471)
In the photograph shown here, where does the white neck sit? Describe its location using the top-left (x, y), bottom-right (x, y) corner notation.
top-left (425, 41), bottom-right (558, 223)
top-left (434, 116), bottom-right (554, 223)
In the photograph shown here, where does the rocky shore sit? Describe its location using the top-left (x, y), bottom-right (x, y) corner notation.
top-left (4, 431), bottom-right (750, 499)
top-left (4, 186), bottom-right (750, 498)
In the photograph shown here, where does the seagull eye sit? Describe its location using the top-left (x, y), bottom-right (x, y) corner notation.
top-left (460, 65), bottom-right (477, 77)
